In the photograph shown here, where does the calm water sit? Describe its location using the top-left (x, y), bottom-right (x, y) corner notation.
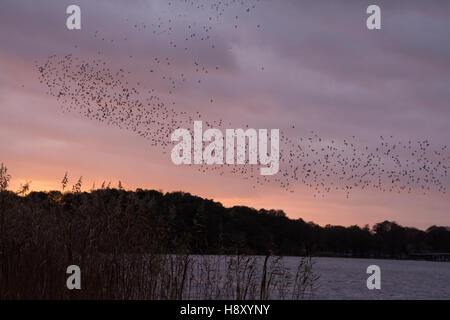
top-left (295, 257), bottom-right (450, 299)
top-left (186, 255), bottom-right (450, 299)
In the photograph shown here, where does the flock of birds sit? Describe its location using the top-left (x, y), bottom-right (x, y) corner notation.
top-left (35, 0), bottom-right (449, 198)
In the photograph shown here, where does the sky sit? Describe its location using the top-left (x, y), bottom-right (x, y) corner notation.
top-left (1, 0), bottom-right (449, 229)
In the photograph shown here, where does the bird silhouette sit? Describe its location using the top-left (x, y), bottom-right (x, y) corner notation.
top-left (34, 0), bottom-right (449, 198)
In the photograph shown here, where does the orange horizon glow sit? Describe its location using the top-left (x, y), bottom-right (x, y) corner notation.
top-left (1, 1), bottom-right (450, 231)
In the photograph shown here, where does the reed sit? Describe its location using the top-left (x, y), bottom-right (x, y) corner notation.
top-left (0, 165), bottom-right (319, 299)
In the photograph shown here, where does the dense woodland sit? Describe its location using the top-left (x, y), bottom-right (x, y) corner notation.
top-left (1, 183), bottom-right (449, 258)
top-left (0, 164), bottom-right (449, 298)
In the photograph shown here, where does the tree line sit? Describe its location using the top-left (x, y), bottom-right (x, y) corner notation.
top-left (1, 182), bottom-right (448, 258)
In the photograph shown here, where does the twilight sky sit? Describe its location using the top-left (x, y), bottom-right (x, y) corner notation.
top-left (1, 0), bottom-right (449, 229)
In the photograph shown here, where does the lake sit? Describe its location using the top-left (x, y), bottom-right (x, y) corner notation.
top-left (300, 257), bottom-right (450, 299)
top-left (184, 255), bottom-right (450, 300)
